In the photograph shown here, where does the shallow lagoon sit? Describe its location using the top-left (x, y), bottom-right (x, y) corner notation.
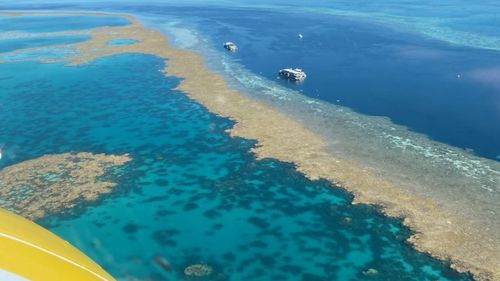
top-left (107, 38), bottom-right (141, 45)
top-left (0, 13), bottom-right (129, 32)
top-left (0, 34), bottom-right (89, 52)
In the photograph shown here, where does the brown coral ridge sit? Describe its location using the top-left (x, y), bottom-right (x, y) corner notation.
top-left (1, 10), bottom-right (498, 281)
top-left (0, 152), bottom-right (131, 220)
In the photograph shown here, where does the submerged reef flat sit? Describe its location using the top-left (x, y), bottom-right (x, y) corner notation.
top-left (0, 152), bottom-right (131, 220)
top-left (1, 10), bottom-right (498, 280)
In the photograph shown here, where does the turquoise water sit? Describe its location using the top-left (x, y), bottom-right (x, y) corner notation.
top-left (0, 53), bottom-right (471, 281)
top-left (0, 45), bottom-right (77, 62)
top-left (107, 38), bottom-right (141, 45)
top-left (0, 13), bottom-right (129, 32)
top-left (0, 35), bottom-right (89, 52)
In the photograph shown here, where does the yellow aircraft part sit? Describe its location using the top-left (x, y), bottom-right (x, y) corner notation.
top-left (0, 208), bottom-right (115, 281)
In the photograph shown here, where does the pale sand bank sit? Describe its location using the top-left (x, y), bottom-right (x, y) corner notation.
top-left (0, 10), bottom-right (498, 281)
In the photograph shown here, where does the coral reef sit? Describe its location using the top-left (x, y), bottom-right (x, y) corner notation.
top-left (184, 264), bottom-right (214, 277)
top-left (0, 152), bottom-right (131, 220)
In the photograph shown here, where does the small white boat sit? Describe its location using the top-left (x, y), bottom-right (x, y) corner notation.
top-left (298, 33), bottom-right (303, 39)
top-left (279, 68), bottom-right (307, 81)
top-left (223, 42), bottom-right (238, 52)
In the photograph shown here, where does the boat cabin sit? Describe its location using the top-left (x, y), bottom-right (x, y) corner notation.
top-left (279, 68), bottom-right (307, 81)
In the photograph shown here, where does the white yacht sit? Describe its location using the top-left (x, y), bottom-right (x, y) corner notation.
top-left (279, 68), bottom-right (307, 81)
top-left (223, 42), bottom-right (238, 52)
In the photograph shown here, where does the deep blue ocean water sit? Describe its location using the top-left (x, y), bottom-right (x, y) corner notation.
top-left (0, 13), bottom-right (475, 281)
top-left (124, 5), bottom-right (500, 160)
